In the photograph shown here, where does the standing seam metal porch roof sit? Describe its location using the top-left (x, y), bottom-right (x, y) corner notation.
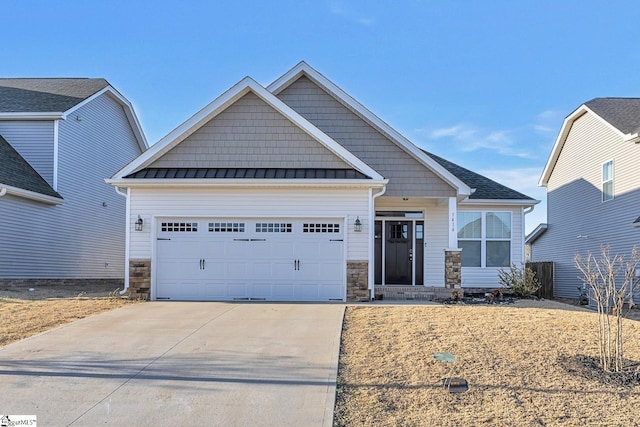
top-left (124, 168), bottom-right (372, 180)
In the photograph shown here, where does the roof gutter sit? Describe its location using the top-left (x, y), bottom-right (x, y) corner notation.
top-left (0, 184), bottom-right (63, 204)
top-left (105, 178), bottom-right (389, 189)
top-left (0, 112), bottom-right (65, 120)
top-left (0, 187), bottom-right (7, 197)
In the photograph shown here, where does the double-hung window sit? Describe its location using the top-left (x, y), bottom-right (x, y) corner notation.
top-left (457, 211), bottom-right (511, 267)
top-left (602, 160), bottom-right (614, 202)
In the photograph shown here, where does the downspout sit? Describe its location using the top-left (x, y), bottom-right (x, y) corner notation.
top-left (114, 186), bottom-right (131, 295)
top-left (368, 185), bottom-right (387, 299)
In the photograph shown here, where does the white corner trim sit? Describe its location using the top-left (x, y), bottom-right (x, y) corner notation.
top-left (53, 120), bottom-right (59, 191)
top-left (268, 61), bottom-right (471, 196)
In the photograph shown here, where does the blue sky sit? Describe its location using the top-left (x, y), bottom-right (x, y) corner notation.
top-left (4, 1), bottom-right (640, 233)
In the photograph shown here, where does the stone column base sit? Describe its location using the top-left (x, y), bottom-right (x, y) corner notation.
top-left (128, 259), bottom-right (151, 300)
top-left (346, 261), bottom-right (369, 302)
top-left (444, 250), bottom-right (462, 289)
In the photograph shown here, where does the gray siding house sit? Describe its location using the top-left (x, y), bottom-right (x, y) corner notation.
top-left (0, 79), bottom-right (147, 285)
top-left (108, 62), bottom-right (537, 301)
top-left (529, 98), bottom-right (640, 302)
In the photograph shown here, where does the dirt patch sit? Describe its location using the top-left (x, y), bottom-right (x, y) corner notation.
top-left (334, 300), bottom-right (640, 426)
top-left (0, 283), bottom-right (141, 348)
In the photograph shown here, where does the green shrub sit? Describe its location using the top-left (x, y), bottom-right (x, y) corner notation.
top-left (498, 264), bottom-right (541, 298)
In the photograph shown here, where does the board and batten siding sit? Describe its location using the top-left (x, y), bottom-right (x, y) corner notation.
top-left (150, 92), bottom-right (349, 170)
top-left (128, 186), bottom-right (370, 262)
top-left (531, 112), bottom-right (640, 302)
top-left (0, 121), bottom-right (54, 185)
top-left (277, 76), bottom-right (456, 198)
top-left (458, 205), bottom-right (525, 288)
top-left (0, 93), bottom-right (142, 279)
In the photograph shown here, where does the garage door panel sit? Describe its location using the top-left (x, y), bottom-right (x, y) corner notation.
top-left (155, 218), bottom-right (345, 301)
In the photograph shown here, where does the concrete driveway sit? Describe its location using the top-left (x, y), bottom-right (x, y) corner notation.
top-left (0, 302), bottom-right (345, 426)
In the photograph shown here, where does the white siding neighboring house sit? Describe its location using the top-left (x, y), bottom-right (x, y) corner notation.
top-left (529, 98), bottom-right (640, 303)
top-left (109, 62), bottom-right (538, 302)
top-left (0, 79), bottom-right (147, 286)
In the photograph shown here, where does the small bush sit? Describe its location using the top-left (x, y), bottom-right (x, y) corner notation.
top-left (498, 264), bottom-right (541, 298)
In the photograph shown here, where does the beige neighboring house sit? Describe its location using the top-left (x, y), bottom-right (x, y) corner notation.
top-left (108, 62), bottom-right (537, 302)
top-left (528, 98), bottom-right (640, 303)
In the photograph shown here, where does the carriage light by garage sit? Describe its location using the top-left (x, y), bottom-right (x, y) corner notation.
top-left (135, 215), bottom-right (144, 232)
top-left (354, 217), bottom-right (362, 232)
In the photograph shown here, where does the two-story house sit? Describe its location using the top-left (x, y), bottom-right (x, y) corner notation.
top-left (0, 79), bottom-right (147, 286)
top-left (528, 98), bottom-right (640, 303)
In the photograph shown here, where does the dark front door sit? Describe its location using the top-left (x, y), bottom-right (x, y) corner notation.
top-left (385, 221), bottom-right (412, 284)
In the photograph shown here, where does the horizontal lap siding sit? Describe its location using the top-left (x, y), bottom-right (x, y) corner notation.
top-left (277, 77), bottom-right (456, 198)
top-left (150, 92), bottom-right (348, 169)
top-left (532, 113), bottom-right (640, 301)
top-left (129, 187), bottom-right (370, 261)
top-left (0, 121), bottom-right (54, 184)
top-left (425, 204), bottom-right (447, 286)
top-left (459, 205), bottom-right (524, 288)
top-left (0, 94), bottom-right (142, 279)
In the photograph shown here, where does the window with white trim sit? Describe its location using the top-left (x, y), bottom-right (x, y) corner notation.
top-left (457, 212), bottom-right (511, 267)
top-left (602, 160), bottom-right (614, 202)
top-left (209, 222), bottom-right (245, 232)
top-left (255, 223), bottom-right (292, 233)
top-left (162, 222), bottom-right (198, 232)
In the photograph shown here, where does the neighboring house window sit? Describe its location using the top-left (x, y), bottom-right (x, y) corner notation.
top-left (457, 212), bottom-right (511, 267)
top-left (602, 160), bottom-right (614, 202)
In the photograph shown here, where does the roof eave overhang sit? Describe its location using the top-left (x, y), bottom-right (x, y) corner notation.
top-left (267, 61), bottom-right (472, 197)
top-left (0, 184), bottom-right (64, 205)
top-left (525, 223), bottom-right (548, 244)
top-left (540, 104), bottom-right (632, 187)
top-left (460, 198), bottom-right (540, 207)
top-left (0, 112), bottom-right (64, 120)
top-left (106, 178), bottom-right (389, 189)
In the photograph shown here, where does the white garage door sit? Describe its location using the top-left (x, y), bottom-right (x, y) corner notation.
top-left (155, 218), bottom-right (345, 301)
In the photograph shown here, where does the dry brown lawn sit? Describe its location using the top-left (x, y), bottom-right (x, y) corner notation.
top-left (0, 283), bottom-right (141, 347)
top-left (334, 300), bottom-right (640, 427)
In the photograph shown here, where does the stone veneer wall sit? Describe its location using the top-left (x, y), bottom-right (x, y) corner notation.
top-left (128, 259), bottom-right (151, 300)
top-left (346, 260), bottom-right (369, 302)
top-left (444, 250), bottom-right (462, 289)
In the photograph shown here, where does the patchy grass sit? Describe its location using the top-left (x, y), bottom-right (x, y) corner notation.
top-left (334, 300), bottom-right (640, 427)
top-left (0, 284), bottom-right (141, 347)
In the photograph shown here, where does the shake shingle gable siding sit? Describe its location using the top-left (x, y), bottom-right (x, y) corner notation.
top-left (0, 78), bottom-right (109, 112)
top-left (424, 150), bottom-right (533, 200)
top-left (0, 135), bottom-right (62, 198)
top-left (125, 168), bottom-right (371, 180)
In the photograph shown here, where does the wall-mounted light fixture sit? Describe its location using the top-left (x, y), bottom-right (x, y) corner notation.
top-left (354, 217), bottom-right (362, 232)
top-left (135, 215), bottom-right (144, 232)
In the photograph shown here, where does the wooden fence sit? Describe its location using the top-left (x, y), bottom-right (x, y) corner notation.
top-left (526, 261), bottom-right (554, 299)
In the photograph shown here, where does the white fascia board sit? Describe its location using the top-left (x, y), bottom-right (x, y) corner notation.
top-left (268, 62), bottom-right (471, 196)
top-left (105, 178), bottom-right (388, 189)
top-left (64, 86), bottom-right (148, 151)
top-left (539, 104), bottom-right (631, 187)
top-left (0, 112), bottom-right (64, 120)
top-left (0, 184), bottom-right (64, 205)
top-left (113, 76), bottom-right (383, 181)
top-left (460, 198), bottom-right (540, 207)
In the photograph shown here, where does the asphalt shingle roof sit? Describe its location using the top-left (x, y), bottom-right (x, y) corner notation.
top-left (125, 168), bottom-right (371, 180)
top-left (584, 98), bottom-right (640, 135)
top-left (0, 134), bottom-right (62, 198)
top-left (424, 150), bottom-right (534, 200)
top-left (0, 78), bottom-right (109, 113)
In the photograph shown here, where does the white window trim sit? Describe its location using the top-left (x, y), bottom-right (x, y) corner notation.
top-left (602, 159), bottom-right (614, 202)
top-left (458, 211), bottom-right (513, 268)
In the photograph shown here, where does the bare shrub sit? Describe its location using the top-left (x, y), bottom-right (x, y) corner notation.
top-left (574, 245), bottom-right (639, 373)
top-left (498, 264), bottom-right (541, 298)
